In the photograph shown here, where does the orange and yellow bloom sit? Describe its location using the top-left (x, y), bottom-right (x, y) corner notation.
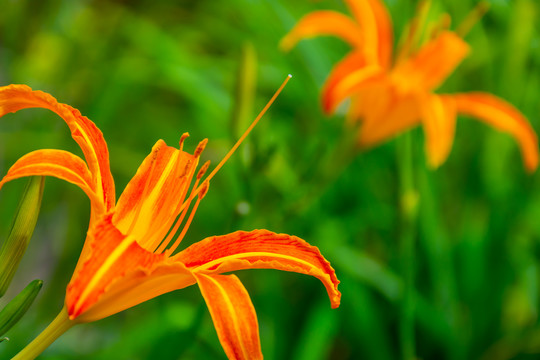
top-left (281, 0), bottom-right (538, 170)
top-left (0, 82), bottom-right (340, 359)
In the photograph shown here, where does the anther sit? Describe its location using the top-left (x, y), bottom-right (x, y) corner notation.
top-left (194, 139), bottom-right (208, 157)
top-left (198, 181), bottom-right (210, 199)
top-left (179, 160), bottom-right (192, 178)
top-left (197, 161), bottom-right (211, 180)
top-left (179, 133), bottom-right (190, 150)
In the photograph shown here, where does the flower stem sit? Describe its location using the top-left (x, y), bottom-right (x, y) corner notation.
top-left (12, 306), bottom-right (74, 360)
top-left (397, 133), bottom-right (418, 360)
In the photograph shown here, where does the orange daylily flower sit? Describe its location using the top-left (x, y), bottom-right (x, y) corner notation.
top-left (281, 0), bottom-right (538, 170)
top-left (0, 81), bottom-right (340, 360)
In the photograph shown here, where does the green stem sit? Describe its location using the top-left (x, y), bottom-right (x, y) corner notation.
top-left (12, 306), bottom-right (75, 360)
top-left (397, 133), bottom-right (418, 360)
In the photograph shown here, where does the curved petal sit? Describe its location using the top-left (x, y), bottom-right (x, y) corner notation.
top-left (392, 31), bottom-right (470, 92)
top-left (195, 273), bottom-right (262, 360)
top-left (345, 0), bottom-right (394, 67)
top-left (113, 139), bottom-right (199, 249)
top-left (453, 92), bottom-right (539, 172)
top-left (421, 94), bottom-right (457, 168)
top-left (174, 230), bottom-right (341, 308)
top-left (66, 215), bottom-right (167, 319)
top-left (0, 84), bottom-right (115, 210)
top-left (321, 50), bottom-right (383, 114)
top-left (0, 149), bottom-right (105, 213)
top-left (280, 11), bottom-right (363, 51)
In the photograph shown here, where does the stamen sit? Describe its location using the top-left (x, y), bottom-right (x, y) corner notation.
top-left (166, 195), bottom-right (203, 255)
top-left (194, 139), bottom-right (208, 157)
top-left (198, 181), bottom-right (210, 199)
top-left (155, 75), bottom-right (292, 254)
top-left (200, 74), bottom-right (292, 187)
top-left (154, 173), bottom-right (202, 253)
top-left (197, 160), bottom-right (211, 180)
top-left (179, 132), bottom-right (190, 150)
top-left (456, 1), bottom-right (489, 37)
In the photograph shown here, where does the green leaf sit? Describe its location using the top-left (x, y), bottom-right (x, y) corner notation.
top-left (0, 176), bottom-right (45, 297)
top-left (0, 279), bottom-right (43, 337)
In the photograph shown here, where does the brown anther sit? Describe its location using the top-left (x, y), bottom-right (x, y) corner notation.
top-left (198, 181), bottom-right (210, 199)
top-left (152, 146), bottom-right (161, 161)
top-left (197, 160), bottom-right (211, 180)
top-left (179, 160), bottom-right (192, 178)
top-left (194, 139), bottom-right (208, 157)
top-left (179, 132), bottom-right (190, 150)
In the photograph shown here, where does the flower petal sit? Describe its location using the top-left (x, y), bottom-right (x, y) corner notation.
top-left (66, 215), bottom-right (167, 319)
top-left (113, 140), bottom-right (199, 248)
top-left (392, 31), bottom-right (470, 92)
top-left (453, 92), bottom-right (539, 172)
top-left (345, 0), bottom-right (394, 67)
top-left (321, 50), bottom-right (382, 114)
top-left (421, 94), bottom-right (457, 168)
top-left (0, 149), bottom-right (105, 213)
top-left (174, 230), bottom-right (341, 309)
top-left (74, 260), bottom-right (195, 323)
top-left (194, 273), bottom-right (262, 360)
top-left (357, 85), bottom-right (421, 147)
top-left (0, 84), bottom-right (115, 210)
top-left (280, 11), bottom-right (363, 51)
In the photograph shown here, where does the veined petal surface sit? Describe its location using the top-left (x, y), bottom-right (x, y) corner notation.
top-left (66, 215), bottom-right (166, 319)
top-left (195, 273), bottom-right (262, 360)
top-left (0, 149), bottom-right (105, 213)
top-left (113, 139), bottom-right (198, 248)
top-left (175, 230), bottom-right (341, 308)
top-left (0, 84), bottom-right (115, 210)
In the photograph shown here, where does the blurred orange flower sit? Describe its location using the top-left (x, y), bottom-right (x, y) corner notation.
top-left (281, 0), bottom-right (538, 170)
top-left (0, 82), bottom-right (340, 360)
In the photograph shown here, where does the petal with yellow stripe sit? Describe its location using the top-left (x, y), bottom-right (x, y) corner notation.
top-left (195, 273), bottom-right (262, 360)
top-left (66, 215), bottom-right (166, 319)
top-left (0, 84), bottom-right (115, 210)
top-left (0, 149), bottom-right (105, 214)
top-left (174, 229), bottom-right (341, 309)
top-left (113, 140), bottom-right (198, 245)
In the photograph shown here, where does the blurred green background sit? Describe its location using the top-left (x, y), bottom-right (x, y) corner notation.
top-left (1, 0), bottom-right (540, 359)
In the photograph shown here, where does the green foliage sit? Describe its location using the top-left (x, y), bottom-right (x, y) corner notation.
top-left (0, 0), bottom-right (539, 359)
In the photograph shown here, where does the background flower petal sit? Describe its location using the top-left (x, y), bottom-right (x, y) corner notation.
top-left (454, 92), bottom-right (539, 172)
top-left (345, 0), bottom-right (394, 67)
top-left (321, 50), bottom-right (382, 114)
top-left (280, 11), bottom-right (363, 51)
top-left (421, 94), bottom-right (457, 168)
top-left (392, 31), bottom-right (470, 92)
